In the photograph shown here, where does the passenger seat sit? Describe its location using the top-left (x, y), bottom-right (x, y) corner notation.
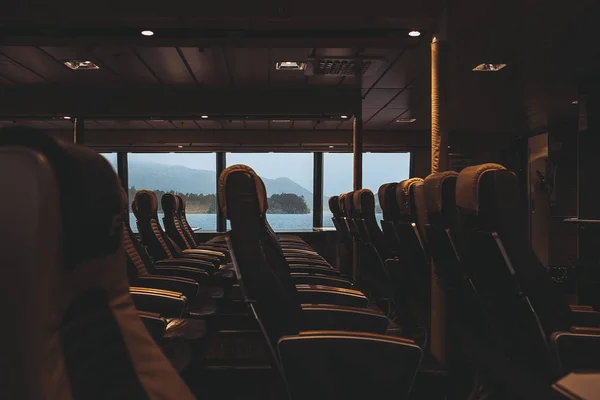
top-left (0, 128), bottom-right (195, 400)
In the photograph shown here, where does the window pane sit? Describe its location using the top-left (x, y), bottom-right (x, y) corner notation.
top-left (323, 152), bottom-right (411, 227)
top-left (128, 153), bottom-right (217, 232)
top-left (100, 152), bottom-right (117, 172)
top-left (226, 153), bottom-right (313, 231)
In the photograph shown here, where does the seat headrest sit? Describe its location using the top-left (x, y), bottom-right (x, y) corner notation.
top-left (218, 164), bottom-right (268, 219)
top-left (119, 185), bottom-right (129, 217)
top-left (343, 191), bottom-right (356, 217)
top-left (161, 193), bottom-right (178, 216)
top-left (176, 194), bottom-right (186, 213)
top-left (456, 163), bottom-right (507, 215)
top-left (133, 190), bottom-right (159, 219)
top-left (378, 182), bottom-right (399, 221)
top-left (396, 178), bottom-right (424, 221)
top-left (423, 171), bottom-right (458, 218)
top-left (338, 193), bottom-right (348, 215)
top-left (353, 189), bottom-right (375, 216)
top-left (328, 196), bottom-right (341, 217)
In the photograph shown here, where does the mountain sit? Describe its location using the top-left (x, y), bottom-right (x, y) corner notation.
top-left (129, 161), bottom-right (314, 208)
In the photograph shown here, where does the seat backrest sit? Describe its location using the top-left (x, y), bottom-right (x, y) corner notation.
top-left (395, 178), bottom-right (429, 267)
top-left (133, 190), bottom-right (183, 261)
top-left (162, 193), bottom-right (193, 250)
top-left (176, 195), bottom-right (199, 247)
top-left (422, 171), bottom-right (464, 288)
top-left (378, 182), bottom-right (402, 255)
top-left (218, 164), bottom-right (304, 345)
top-left (0, 128), bottom-right (194, 400)
top-left (353, 189), bottom-right (386, 256)
top-left (455, 163), bottom-right (572, 378)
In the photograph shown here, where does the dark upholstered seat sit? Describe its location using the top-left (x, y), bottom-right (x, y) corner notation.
top-left (218, 163), bottom-right (423, 400)
top-left (0, 127), bottom-right (195, 400)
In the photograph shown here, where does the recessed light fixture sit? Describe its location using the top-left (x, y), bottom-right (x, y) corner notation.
top-left (63, 60), bottom-right (100, 70)
top-left (141, 30), bottom-right (154, 36)
top-left (329, 145), bottom-right (334, 148)
top-left (178, 145), bottom-right (183, 148)
top-left (396, 118), bottom-right (416, 123)
top-left (275, 61), bottom-right (306, 71)
top-left (340, 115), bottom-right (349, 119)
top-left (408, 30), bottom-right (421, 37)
top-left (272, 119), bottom-right (291, 123)
top-left (572, 100), bottom-right (579, 105)
top-left (472, 63), bottom-right (507, 72)
top-left (63, 116), bottom-right (71, 120)
top-left (200, 115), bottom-right (209, 119)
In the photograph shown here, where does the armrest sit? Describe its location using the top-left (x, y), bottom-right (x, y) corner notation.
top-left (138, 311), bottom-right (167, 342)
top-left (153, 266), bottom-right (210, 285)
top-left (286, 257), bottom-right (330, 266)
top-left (157, 258), bottom-right (214, 271)
top-left (278, 331), bottom-right (421, 400)
top-left (301, 304), bottom-right (389, 333)
top-left (570, 326), bottom-right (600, 334)
top-left (290, 273), bottom-right (352, 289)
top-left (551, 330), bottom-right (600, 375)
top-left (288, 265), bottom-right (340, 277)
top-left (129, 288), bottom-right (186, 318)
top-left (195, 244), bottom-right (229, 252)
top-left (134, 276), bottom-right (199, 300)
top-left (571, 309), bottom-right (600, 327)
top-left (295, 285), bottom-right (369, 308)
top-left (570, 305), bottom-right (595, 312)
top-left (181, 248), bottom-right (225, 259)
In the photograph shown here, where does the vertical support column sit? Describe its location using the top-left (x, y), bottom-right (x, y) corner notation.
top-left (430, 10), bottom-right (449, 366)
top-left (576, 73), bottom-right (600, 308)
top-left (74, 117), bottom-right (85, 145)
top-left (216, 152), bottom-right (227, 232)
top-left (352, 59), bottom-right (364, 284)
top-left (313, 152), bottom-right (324, 229)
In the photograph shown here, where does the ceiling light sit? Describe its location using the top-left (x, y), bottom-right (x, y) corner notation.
top-left (329, 145), bottom-right (334, 148)
top-left (141, 30), bottom-right (154, 36)
top-left (63, 60), bottom-right (100, 70)
top-left (340, 115), bottom-right (348, 119)
top-left (200, 115), bottom-right (209, 119)
top-left (572, 100), bottom-right (579, 105)
top-left (472, 63), bottom-right (507, 72)
top-left (275, 61), bottom-right (306, 71)
top-left (408, 30), bottom-right (421, 37)
top-left (396, 118), bottom-right (416, 123)
top-left (178, 145), bottom-right (183, 148)
top-left (63, 116), bottom-right (71, 120)
top-left (272, 119), bottom-right (291, 123)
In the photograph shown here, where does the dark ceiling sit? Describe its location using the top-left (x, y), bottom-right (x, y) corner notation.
top-left (0, 0), bottom-right (598, 151)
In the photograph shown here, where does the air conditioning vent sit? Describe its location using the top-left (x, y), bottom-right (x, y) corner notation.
top-left (311, 58), bottom-right (385, 76)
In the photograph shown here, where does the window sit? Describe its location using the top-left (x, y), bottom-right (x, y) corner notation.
top-left (100, 152), bottom-right (117, 172)
top-left (226, 153), bottom-right (313, 231)
top-left (323, 152), bottom-right (411, 227)
top-left (128, 153), bottom-right (217, 232)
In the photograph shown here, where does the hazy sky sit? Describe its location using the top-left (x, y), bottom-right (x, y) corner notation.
top-left (102, 152), bottom-right (411, 196)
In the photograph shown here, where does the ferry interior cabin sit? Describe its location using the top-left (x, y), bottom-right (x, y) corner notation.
top-left (2, 1), bottom-right (600, 399)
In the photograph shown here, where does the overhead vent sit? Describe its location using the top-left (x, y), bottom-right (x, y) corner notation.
top-left (305, 58), bottom-right (386, 77)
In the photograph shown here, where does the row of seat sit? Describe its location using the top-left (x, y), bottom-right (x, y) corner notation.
top-left (327, 166), bottom-right (600, 398)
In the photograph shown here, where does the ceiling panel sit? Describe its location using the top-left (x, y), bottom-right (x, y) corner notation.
top-left (47, 120), bottom-right (75, 129)
top-left (337, 119), bottom-right (353, 130)
top-left (363, 88), bottom-right (403, 109)
top-left (179, 47), bottom-right (215, 84)
top-left (39, 46), bottom-right (120, 83)
top-left (245, 120), bottom-right (270, 130)
top-left (171, 120), bottom-right (200, 129)
top-left (224, 48), bottom-right (269, 85)
top-left (195, 120), bottom-right (223, 129)
top-left (221, 120), bottom-right (245, 129)
top-left (305, 74), bottom-right (345, 86)
top-left (270, 120), bottom-right (293, 129)
top-left (0, 75), bottom-right (14, 84)
top-left (360, 48), bottom-right (402, 88)
top-left (0, 46), bottom-right (71, 82)
top-left (92, 47), bottom-right (160, 84)
top-left (365, 107), bottom-right (407, 128)
top-left (0, 53), bottom-right (46, 83)
top-left (135, 47), bottom-right (195, 84)
top-left (314, 120), bottom-right (342, 130)
top-left (94, 120), bottom-right (152, 129)
top-left (86, 120), bottom-right (107, 129)
top-left (292, 120), bottom-right (315, 130)
top-left (145, 119), bottom-right (179, 129)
